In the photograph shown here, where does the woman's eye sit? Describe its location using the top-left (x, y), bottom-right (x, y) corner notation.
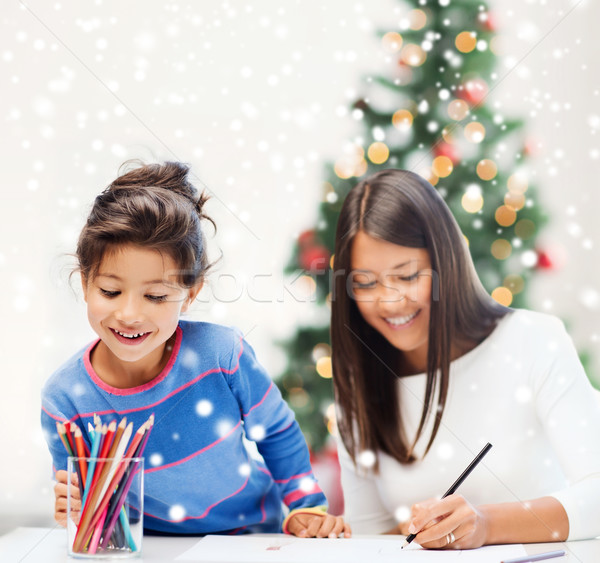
top-left (400, 272), bottom-right (419, 282)
top-left (146, 294), bottom-right (168, 303)
top-left (100, 288), bottom-right (119, 297)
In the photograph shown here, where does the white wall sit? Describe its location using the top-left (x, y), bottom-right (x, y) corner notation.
top-left (1, 0), bottom-right (598, 525)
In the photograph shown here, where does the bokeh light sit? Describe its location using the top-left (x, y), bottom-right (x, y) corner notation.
top-left (392, 109), bottom-right (414, 131)
top-left (464, 121), bottom-right (486, 143)
top-left (491, 286), bottom-right (513, 306)
top-left (476, 159), bottom-right (497, 180)
top-left (316, 356), bottom-right (332, 379)
top-left (461, 184), bottom-right (484, 213)
top-left (401, 44), bottom-right (427, 66)
top-left (409, 9), bottom-right (427, 30)
top-left (491, 239), bottom-right (512, 260)
top-left (495, 205), bottom-right (517, 227)
top-left (455, 31), bottom-right (477, 53)
top-left (515, 219), bottom-right (536, 239)
top-left (382, 32), bottom-right (403, 53)
top-left (368, 142), bottom-right (390, 164)
top-left (432, 155), bottom-right (453, 177)
top-left (447, 99), bottom-right (470, 121)
top-left (503, 274), bottom-right (525, 295)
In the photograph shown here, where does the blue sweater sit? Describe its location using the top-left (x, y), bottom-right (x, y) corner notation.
top-left (41, 321), bottom-right (326, 534)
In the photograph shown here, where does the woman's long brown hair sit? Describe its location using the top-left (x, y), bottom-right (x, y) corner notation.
top-left (331, 169), bottom-right (509, 468)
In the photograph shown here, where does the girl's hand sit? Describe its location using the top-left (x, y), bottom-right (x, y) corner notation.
top-left (54, 470), bottom-right (81, 527)
top-left (407, 495), bottom-right (489, 549)
top-left (286, 511), bottom-right (352, 538)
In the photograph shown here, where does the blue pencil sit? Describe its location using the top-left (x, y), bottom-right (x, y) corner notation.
top-left (81, 422), bottom-right (103, 509)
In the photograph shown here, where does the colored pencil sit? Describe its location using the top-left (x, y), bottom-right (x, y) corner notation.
top-left (81, 422), bottom-right (103, 509)
top-left (73, 427), bottom-right (88, 484)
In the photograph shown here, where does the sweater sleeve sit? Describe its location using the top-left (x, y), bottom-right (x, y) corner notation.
top-left (40, 389), bottom-right (74, 474)
top-left (532, 316), bottom-right (600, 540)
top-left (225, 333), bottom-right (328, 512)
top-left (336, 435), bottom-right (397, 533)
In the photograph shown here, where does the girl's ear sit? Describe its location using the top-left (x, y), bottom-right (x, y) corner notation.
top-left (182, 281), bottom-right (203, 312)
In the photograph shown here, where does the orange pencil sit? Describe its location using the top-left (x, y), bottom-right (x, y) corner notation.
top-left (73, 427), bottom-right (88, 484)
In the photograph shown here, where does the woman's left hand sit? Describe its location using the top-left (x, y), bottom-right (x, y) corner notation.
top-left (407, 494), bottom-right (489, 549)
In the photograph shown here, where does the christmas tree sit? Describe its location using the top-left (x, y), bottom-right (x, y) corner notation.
top-left (277, 0), bottom-right (549, 453)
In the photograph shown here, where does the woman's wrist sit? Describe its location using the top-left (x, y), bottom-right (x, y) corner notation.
top-left (478, 498), bottom-right (568, 544)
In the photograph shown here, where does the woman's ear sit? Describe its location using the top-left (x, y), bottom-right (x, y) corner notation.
top-left (182, 281), bottom-right (204, 312)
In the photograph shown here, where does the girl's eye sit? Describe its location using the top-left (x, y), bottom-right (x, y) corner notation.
top-left (100, 288), bottom-right (120, 297)
top-left (146, 294), bottom-right (168, 303)
top-left (399, 272), bottom-right (419, 282)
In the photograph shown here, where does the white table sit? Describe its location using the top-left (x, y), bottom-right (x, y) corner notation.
top-left (1, 527), bottom-right (598, 562)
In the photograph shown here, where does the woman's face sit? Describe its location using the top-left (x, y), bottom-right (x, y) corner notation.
top-left (349, 231), bottom-right (434, 373)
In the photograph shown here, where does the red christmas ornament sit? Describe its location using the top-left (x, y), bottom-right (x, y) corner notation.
top-left (524, 137), bottom-right (541, 157)
top-left (535, 249), bottom-right (554, 270)
top-left (458, 77), bottom-right (488, 107)
top-left (297, 230), bottom-right (316, 248)
top-left (434, 142), bottom-right (460, 164)
top-left (300, 245), bottom-right (330, 273)
top-left (480, 11), bottom-right (498, 32)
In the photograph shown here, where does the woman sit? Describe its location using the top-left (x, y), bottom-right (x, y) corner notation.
top-left (331, 169), bottom-right (600, 548)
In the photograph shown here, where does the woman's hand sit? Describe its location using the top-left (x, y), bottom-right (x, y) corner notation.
top-left (286, 511), bottom-right (352, 538)
top-left (53, 470), bottom-right (81, 527)
top-left (407, 495), bottom-right (489, 549)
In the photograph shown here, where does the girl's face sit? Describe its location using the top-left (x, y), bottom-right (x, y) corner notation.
top-left (350, 231), bottom-right (433, 373)
top-left (82, 244), bottom-right (200, 385)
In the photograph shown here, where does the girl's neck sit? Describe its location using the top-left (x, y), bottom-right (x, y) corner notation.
top-left (90, 334), bottom-right (176, 389)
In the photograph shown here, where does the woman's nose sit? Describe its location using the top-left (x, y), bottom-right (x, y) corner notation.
top-left (376, 284), bottom-right (406, 310)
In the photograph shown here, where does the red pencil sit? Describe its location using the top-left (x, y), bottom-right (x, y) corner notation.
top-left (63, 421), bottom-right (76, 455)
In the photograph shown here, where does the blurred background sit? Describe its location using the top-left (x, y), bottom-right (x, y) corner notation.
top-left (1, 0), bottom-right (599, 533)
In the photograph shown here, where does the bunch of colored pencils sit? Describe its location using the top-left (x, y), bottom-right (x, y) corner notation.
top-left (56, 414), bottom-right (154, 555)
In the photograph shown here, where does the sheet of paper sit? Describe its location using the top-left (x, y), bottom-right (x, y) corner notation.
top-left (175, 535), bottom-right (528, 562)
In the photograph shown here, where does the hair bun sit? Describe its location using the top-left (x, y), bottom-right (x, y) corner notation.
top-left (109, 160), bottom-right (210, 218)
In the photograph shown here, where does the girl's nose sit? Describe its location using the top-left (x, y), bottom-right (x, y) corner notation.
top-left (114, 295), bottom-right (144, 324)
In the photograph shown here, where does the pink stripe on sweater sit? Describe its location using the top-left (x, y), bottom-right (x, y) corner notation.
top-left (274, 469), bottom-right (313, 485)
top-left (144, 475), bottom-right (250, 522)
top-left (283, 483), bottom-right (323, 506)
top-left (144, 420), bottom-right (242, 474)
top-left (243, 381), bottom-right (273, 417)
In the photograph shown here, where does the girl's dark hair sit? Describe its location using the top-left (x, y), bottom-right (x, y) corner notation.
top-left (331, 169), bottom-right (509, 468)
top-left (76, 160), bottom-right (214, 287)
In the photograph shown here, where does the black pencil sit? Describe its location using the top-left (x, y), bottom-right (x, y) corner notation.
top-left (401, 442), bottom-right (493, 548)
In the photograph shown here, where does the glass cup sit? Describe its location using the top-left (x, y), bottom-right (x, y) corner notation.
top-left (67, 456), bottom-right (144, 559)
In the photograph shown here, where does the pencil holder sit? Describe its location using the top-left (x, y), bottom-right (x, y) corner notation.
top-left (67, 456), bottom-right (144, 559)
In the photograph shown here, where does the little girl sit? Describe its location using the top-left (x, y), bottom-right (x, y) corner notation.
top-left (41, 161), bottom-right (350, 538)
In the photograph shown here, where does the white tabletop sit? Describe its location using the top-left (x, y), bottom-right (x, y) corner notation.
top-left (1, 527), bottom-right (598, 562)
